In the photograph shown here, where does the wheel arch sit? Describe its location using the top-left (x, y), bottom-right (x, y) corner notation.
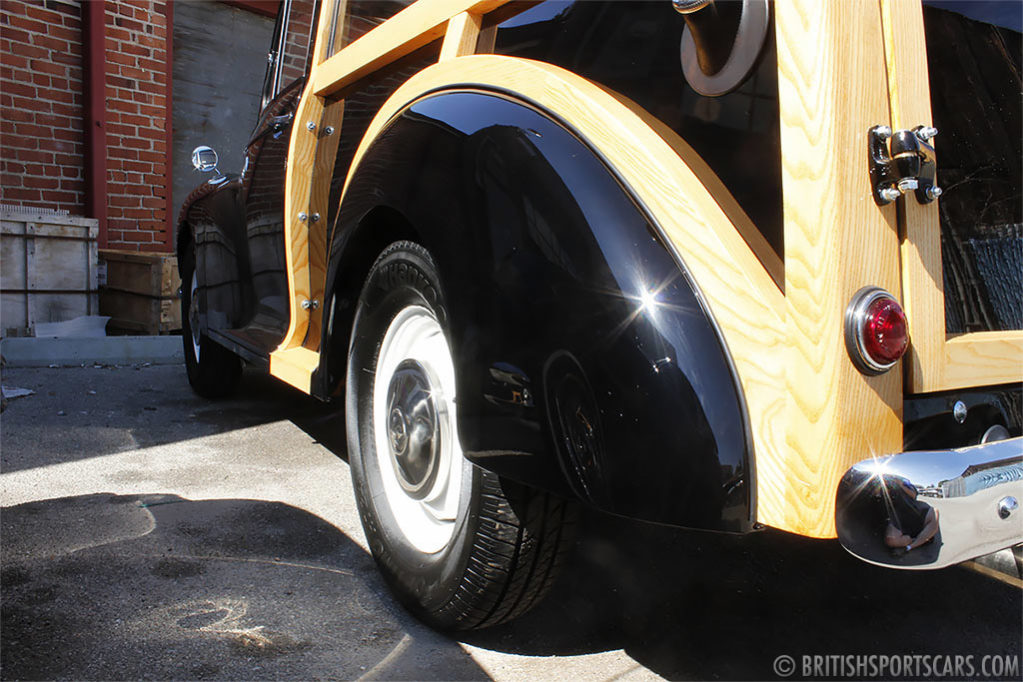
top-left (319, 57), bottom-right (773, 531)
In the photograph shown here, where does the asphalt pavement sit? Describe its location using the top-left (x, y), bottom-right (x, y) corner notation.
top-left (2, 364), bottom-right (1020, 680)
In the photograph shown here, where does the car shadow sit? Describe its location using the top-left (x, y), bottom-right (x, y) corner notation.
top-left (460, 509), bottom-right (1023, 679)
top-left (0, 493), bottom-right (486, 681)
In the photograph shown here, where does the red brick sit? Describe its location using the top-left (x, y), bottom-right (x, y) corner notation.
top-left (6, 15), bottom-right (48, 34)
top-left (35, 113), bottom-right (70, 128)
top-left (45, 190), bottom-right (78, 203)
top-left (50, 51), bottom-right (80, 66)
top-left (30, 59), bottom-right (66, 76)
top-left (109, 99), bottom-right (139, 114)
top-left (119, 43), bottom-right (149, 57)
top-left (53, 128), bottom-right (80, 142)
top-left (14, 122), bottom-right (49, 137)
top-left (11, 95), bottom-right (49, 111)
top-left (37, 139), bottom-right (76, 153)
top-left (46, 25), bottom-right (78, 42)
top-left (24, 5), bottom-right (63, 25)
top-left (3, 53), bottom-right (28, 69)
top-left (23, 175), bottom-right (59, 189)
top-left (0, 27), bottom-right (32, 45)
top-left (4, 188), bottom-right (41, 200)
top-left (108, 147), bottom-right (139, 160)
top-left (4, 81), bottom-right (35, 97)
top-left (117, 65), bottom-right (147, 80)
top-left (35, 87), bottom-right (74, 102)
top-left (10, 149), bottom-right (53, 163)
top-left (30, 34), bottom-right (69, 53)
top-left (105, 27), bottom-right (132, 42)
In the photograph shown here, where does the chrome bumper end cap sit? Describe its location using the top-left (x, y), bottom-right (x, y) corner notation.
top-left (835, 437), bottom-right (1023, 569)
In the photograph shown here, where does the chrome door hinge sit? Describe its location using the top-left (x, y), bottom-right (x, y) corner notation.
top-left (869, 125), bottom-right (942, 206)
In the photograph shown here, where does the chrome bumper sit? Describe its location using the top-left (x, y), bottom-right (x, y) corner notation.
top-left (836, 437), bottom-right (1023, 569)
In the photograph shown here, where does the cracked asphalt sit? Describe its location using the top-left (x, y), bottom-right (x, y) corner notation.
top-left (1, 364), bottom-right (1020, 680)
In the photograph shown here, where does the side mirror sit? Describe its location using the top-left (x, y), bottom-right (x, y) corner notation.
top-left (191, 145), bottom-right (220, 174)
top-left (675, 0), bottom-right (770, 97)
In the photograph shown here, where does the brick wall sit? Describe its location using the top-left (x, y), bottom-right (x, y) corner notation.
top-left (0, 0), bottom-right (85, 213)
top-left (103, 0), bottom-right (170, 251)
top-left (0, 0), bottom-right (172, 253)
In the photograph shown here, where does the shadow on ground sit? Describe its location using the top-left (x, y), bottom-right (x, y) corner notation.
top-left (1, 493), bottom-right (485, 681)
top-left (461, 509), bottom-right (1023, 680)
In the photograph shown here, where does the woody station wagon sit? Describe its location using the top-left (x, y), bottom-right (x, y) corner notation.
top-left (178, 0), bottom-right (1023, 629)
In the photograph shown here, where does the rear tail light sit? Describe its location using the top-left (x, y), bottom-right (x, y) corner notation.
top-left (844, 287), bottom-right (908, 375)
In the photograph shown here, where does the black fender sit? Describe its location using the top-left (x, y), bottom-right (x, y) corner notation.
top-left (321, 90), bottom-right (755, 532)
top-left (175, 175), bottom-right (251, 337)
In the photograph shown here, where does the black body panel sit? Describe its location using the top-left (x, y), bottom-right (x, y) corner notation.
top-left (179, 83), bottom-right (301, 356)
top-left (904, 384), bottom-right (1022, 451)
top-left (323, 91), bottom-right (754, 532)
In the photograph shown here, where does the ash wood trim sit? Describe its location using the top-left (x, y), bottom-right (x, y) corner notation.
top-left (269, 0), bottom-right (349, 390)
top-left (270, 346), bottom-right (322, 392)
top-left (943, 332), bottom-right (1023, 389)
top-left (303, 99), bottom-right (345, 351)
top-left (311, 0), bottom-right (510, 97)
top-left (336, 53), bottom-right (789, 531)
top-left (881, 0), bottom-right (1022, 393)
top-left (772, 0), bottom-right (902, 536)
top-left (440, 11), bottom-right (483, 61)
top-left (881, 0), bottom-right (944, 392)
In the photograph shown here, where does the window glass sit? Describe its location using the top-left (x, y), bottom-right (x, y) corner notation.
top-left (923, 1), bottom-right (1022, 332)
top-left (331, 0), bottom-right (415, 55)
top-left (279, 0), bottom-right (317, 86)
top-left (489, 0), bottom-right (784, 266)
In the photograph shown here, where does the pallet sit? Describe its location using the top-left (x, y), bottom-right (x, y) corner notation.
top-left (0, 211), bottom-right (99, 336)
top-left (99, 250), bottom-right (182, 335)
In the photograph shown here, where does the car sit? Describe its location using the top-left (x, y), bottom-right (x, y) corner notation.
top-left (178, 0), bottom-right (1023, 630)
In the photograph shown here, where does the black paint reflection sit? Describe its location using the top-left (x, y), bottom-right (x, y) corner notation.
top-left (491, 0), bottom-right (784, 260)
top-left (328, 91), bottom-right (754, 531)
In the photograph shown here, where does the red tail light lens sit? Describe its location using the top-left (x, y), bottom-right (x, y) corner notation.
top-left (845, 287), bottom-right (908, 375)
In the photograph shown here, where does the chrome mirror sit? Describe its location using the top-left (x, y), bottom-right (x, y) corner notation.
top-left (191, 145), bottom-right (220, 174)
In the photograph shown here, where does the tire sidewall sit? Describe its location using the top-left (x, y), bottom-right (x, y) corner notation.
top-left (347, 243), bottom-right (481, 620)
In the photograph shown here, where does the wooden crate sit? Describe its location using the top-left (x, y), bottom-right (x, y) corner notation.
top-left (99, 250), bottom-right (182, 335)
top-left (1, 211), bottom-right (99, 336)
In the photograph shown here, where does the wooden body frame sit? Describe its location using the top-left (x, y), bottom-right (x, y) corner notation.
top-left (264, 0), bottom-right (1021, 538)
top-left (880, 0), bottom-right (1023, 394)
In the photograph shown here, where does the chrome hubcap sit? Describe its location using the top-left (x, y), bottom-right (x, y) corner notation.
top-left (386, 360), bottom-right (440, 499)
top-left (371, 305), bottom-right (464, 554)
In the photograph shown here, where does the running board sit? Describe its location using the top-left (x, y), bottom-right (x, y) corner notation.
top-left (269, 346), bottom-right (319, 393)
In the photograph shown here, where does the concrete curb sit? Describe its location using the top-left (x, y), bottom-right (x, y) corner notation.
top-left (1, 336), bottom-right (184, 367)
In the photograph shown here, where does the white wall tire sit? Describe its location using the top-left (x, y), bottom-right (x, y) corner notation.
top-left (346, 241), bottom-right (577, 630)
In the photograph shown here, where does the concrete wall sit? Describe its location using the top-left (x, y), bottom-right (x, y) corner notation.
top-left (171, 2), bottom-right (274, 231)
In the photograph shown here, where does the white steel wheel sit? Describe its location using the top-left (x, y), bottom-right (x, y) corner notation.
top-left (188, 269), bottom-right (202, 363)
top-left (347, 241), bottom-right (577, 631)
top-left (371, 305), bottom-right (463, 554)
top-left (179, 239), bottom-right (241, 399)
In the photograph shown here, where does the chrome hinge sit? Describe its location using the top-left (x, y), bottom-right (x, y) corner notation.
top-left (301, 299), bottom-right (319, 311)
top-left (869, 125), bottom-right (942, 206)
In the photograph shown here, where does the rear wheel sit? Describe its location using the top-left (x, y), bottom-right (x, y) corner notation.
top-left (180, 241), bottom-right (242, 399)
top-left (347, 241), bottom-right (576, 630)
